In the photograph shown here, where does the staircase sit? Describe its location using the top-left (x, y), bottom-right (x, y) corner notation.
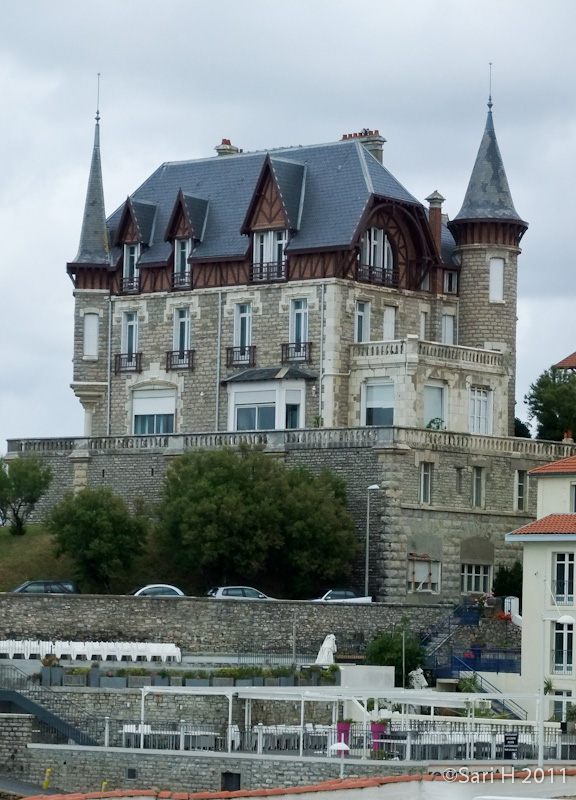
top-left (0, 665), bottom-right (100, 745)
top-left (420, 602), bottom-right (480, 656)
top-left (450, 656), bottom-right (527, 720)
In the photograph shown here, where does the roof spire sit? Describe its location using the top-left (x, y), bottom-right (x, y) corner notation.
top-left (488, 62), bottom-right (493, 111)
top-left (71, 74), bottom-right (110, 265)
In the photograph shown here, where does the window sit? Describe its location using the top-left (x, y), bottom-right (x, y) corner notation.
top-left (441, 314), bottom-right (455, 345)
top-left (420, 311), bottom-right (428, 340)
top-left (489, 257), bottom-right (504, 302)
top-left (554, 690), bottom-right (572, 722)
top-left (472, 466), bottom-right (484, 508)
top-left (469, 387), bottom-right (492, 434)
top-left (407, 557), bottom-right (441, 593)
top-left (364, 382), bottom-right (394, 426)
top-left (133, 387), bottom-right (175, 435)
top-left (355, 301), bottom-right (370, 343)
top-left (174, 308), bottom-right (190, 353)
top-left (420, 462), bottom-right (432, 505)
top-left (515, 470), bottom-right (528, 512)
top-left (423, 383), bottom-right (445, 429)
top-left (122, 312), bottom-right (138, 358)
top-left (232, 302), bottom-right (252, 363)
top-left (252, 230), bottom-right (287, 280)
top-left (555, 553), bottom-right (575, 605)
top-left (383, 306), bottom-right (396, 340)
top-left (571, 485), bottom-right (576, 512)
top-left (123, 243), bottom-right (140, 291)
top-left (290, 299), bottom-right (308, 356)
top-left (420, 272), bottom-right (430, 291)
top-left (444, 271), bottom-right (458, 294)
top-left (461, 563), bottom-right (491, 594)
top-left (554, 622), bottom-right (574, 675)
top-left (83, 313), bottom-right (99, 358)
top-left (227, 381), bottom-right (304, 432)
top-left (174, 239), bottom-right (191, 288)
top-left (360, 228), bottom-right (394, 283)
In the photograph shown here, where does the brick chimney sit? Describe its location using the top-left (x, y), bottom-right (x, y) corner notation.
top-left (425, 190), bottom-right (446, 254)
top-left (215, 139), bottom-right (241, 156)
top-left (341, 129), bottom-right (386, 163)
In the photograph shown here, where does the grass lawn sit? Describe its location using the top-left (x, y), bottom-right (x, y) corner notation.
top-left (0, 524), bottom-right (75, 592)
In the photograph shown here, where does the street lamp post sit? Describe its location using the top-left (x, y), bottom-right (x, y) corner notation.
top-left (365, 484), bottom-right (379, 597)
top-left (538, 607), bottom-right (575, 767)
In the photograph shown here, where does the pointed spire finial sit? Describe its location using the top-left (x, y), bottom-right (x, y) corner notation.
top-left (96, 73), bottom-right (101, 124)
top-left (488, 62), bottom-right (493, 111)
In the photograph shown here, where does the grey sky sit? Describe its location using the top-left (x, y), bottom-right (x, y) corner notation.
top-left (1, 0), bottom-right (575, 451)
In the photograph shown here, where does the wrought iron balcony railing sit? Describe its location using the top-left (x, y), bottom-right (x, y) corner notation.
top-left (226, 346), bottom-right (256, 368)
top-left (121, 275), bottom-right (140, 293)
top-left (114, 353), bottom-right (142, 373)
top-left (554, 579), bottom-right (574, 605)
top-left (250, 261), bottom-right (287, 283)
top-left (166, 350), bottom-right (195, 371)
top-left (281, 342), bottom-right (312, 363)
top-left (173, 270), bottom-right (192, 290)
top-left (357, 263), bottom-right (398, 287)
top-left (553, 650), bottom-right (574, 675)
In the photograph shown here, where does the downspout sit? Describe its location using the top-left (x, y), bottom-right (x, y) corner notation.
top-left (318, 283), bottom-right (326, 423)
top-left (456, 297), bottom-right (460, 345)
top-left (215, 290), bottom-right (223, 430)
top-left (106, 295), bottom-right (112, 436)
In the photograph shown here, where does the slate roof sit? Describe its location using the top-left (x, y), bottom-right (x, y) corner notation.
top-left (182, 194), bottom-right (209, 242)
top-left (530, 455), bottom-right (576, 476)
top-left (453, 104), bottom-right (525, 223)
top-left (507, 514), bottom-right (576, 537)
top-left (106, 138), bottom-right (448, 266)
top-left (223, 366), bottom-right (317, 383)
top-left (555, 351), bottom-right (576, 369)
top-left (72, 121), bottom-right (110, 265)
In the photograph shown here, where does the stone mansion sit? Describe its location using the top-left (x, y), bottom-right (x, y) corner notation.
top-left (9, 102), bottom-right (575, 602)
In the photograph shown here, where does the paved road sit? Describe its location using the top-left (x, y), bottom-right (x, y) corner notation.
top-left (0, 776), bottom-right (48, 797)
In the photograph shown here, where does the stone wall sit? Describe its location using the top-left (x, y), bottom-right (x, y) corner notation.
top-left (0, 715), bottom-right (36, 779)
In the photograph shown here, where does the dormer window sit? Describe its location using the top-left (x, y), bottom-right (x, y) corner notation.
top-left (123, 243), bottom-right (140, 293)
top-left (360, 228), bottom-right (395, 286)
top-left (174, 238), bottom-right (191, 289)
top-left (251, 230), bottom-right (288, 282)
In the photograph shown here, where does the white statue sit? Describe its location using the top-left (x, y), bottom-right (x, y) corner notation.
top-left (408, 667), bottom-right (428, 690)
top-left (315, 633), bottom-right (337, 665)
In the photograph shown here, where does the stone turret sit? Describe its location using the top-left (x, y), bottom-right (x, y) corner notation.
top-left (448, 99), bottom-right (528, 435)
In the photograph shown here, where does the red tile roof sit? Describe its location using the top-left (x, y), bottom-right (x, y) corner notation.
top-left (555, 351), bottom-right (576, 369)
top-left (509, 514), bottom-right (576, 536)
top-left (530, 455), bottom-right (576, 475)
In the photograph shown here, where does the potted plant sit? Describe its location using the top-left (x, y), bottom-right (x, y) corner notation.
top-left (336, 719), bottom-right (353, 745)
top-left (370, 719), bottom-right (388, 750)
top-left (63, 667), bottom-right (89, 687)
top-left (100, 670), bottom-right (127, 689)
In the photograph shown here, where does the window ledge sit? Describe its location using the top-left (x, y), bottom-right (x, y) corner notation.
top-left (82, 355), bottom-right (99, 362)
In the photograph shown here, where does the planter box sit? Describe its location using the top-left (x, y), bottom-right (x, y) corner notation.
top-left (279, 676), bottom-right (295, 686)
top-left (63, 674), bottom-right (87, 687)
top-left (235, 679), bottom-right (253, 687)
top-left (127, 676), bottom-right (151, 688)
top-left (297, 677), bottom-right (313, 686)
top-left (371, 723), bottom-right (386, 750)
top-left (264, 678), bottom-right (280, 686)
top-left (50, 667), bottom-right (64, 687)
top-left (185, 678), bottom-right (209, 686)
top-left (252, 677), bottom-right (264, 687)
top-left (212, 677), bottom-right (234, 687)
top-left (100, 677), bottom-right (127, 689)
top-left (336, 722), bottom-right (351, 746)
top-left (89, 668), bottom-right (101, 688)
top-left (170, 677), bottom-right (183, 687)
top-left (152, 676), bottom-right (169, 687)
top-left (41, 667), bottom-right (51, 687)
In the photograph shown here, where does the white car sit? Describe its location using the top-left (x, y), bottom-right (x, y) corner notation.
top-left (311, 589), bottom-right (372, 604)
top-left (205, 586), bottom-right (273, 600)
top-left (131, 584), bottom-right (185, 597)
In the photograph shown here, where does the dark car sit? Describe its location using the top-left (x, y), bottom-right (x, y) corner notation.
top-left (12, 580), bottom-right (79, 594)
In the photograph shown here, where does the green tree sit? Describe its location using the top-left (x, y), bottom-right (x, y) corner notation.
top-left (514, 418), bottom-right (531, 438)
top-left (0, 456), bottom-right (52, 535)
top-left (157, 446), bottom-right (357, 597)
top-left (47, 487), bottom-right (147, 592)
top-left (493, 560), bottom-right (522, 600)
top-left (525, 367), bottom-right (576, 441)
top-left (364, 630), bottom-right (425, 686)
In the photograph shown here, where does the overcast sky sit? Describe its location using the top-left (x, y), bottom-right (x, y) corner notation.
top-left (1, 0), bottom-right (575, 453)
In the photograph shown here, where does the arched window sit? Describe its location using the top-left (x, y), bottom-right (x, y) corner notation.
top-left (360, 228), bottom-right (395, 286)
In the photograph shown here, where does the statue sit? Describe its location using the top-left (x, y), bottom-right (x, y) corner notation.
top-left (408, 667), bottom-right (428, 690)
top-left (315, 633), bottom-right (337, 665)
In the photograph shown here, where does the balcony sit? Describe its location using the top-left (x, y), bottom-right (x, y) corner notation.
top-left (226, 346), bottom-right (256, 368)
top-left (166, 350), bottom-right (195, 371)
top-left (350, 337), bottom-right (505, 373)
top-left (553, 650), bottom-right (573, 675)
top-left (281, 342), bottom-right (312, 363)
top-left (173, 270), bottom-right (191, 290)
top-left (121, 275), bottom-right (140, 294)
top-left (114, 353), bottom-right (142, 374)
top-left (250, 261), bottom-right (287, 283)
top-left (357, 263), bottom-right (398, 288)
top-left (554, 579), bottom-right (575, 605)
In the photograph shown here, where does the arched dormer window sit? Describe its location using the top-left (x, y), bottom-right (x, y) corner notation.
top-left (360, 228), bottom-right (395, 287)
top-left (251, 229), bottom-right (288, 283)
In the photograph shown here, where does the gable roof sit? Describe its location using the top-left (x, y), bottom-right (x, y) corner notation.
top-left (530, 455), bottom-right (576, 476)
top-left (106, 138), bottom-right (447, 266)
top-left (507, 513), bottom-right (576, 539)
top-left (555, 351), bottom-right (576, 369)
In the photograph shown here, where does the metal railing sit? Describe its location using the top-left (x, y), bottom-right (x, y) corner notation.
top-left (250, 261), bottom-right (287, 283)
top-left (553, 580), bottom-right (574, 605)
top-left (121, 276), bottom-right (139, 293)
top-left (226, 346), bottom-right (256, 367)
top-left (166, 350), bottom-right (195, 371)
top-left (173, 270), bottom-right (191, 290)
top-left (357, 264), bottom-right (398, 287)
top-left (114, 352), bottom-right (142, 373)
top-left (281, 342), bottom-right (312, 363)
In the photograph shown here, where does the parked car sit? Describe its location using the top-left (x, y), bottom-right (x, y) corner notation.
top-left (311, 589), bottom-right (372, 604)
top-left (205, 586), bottom-right (273, 600)
top-left (12, 580), bottom-right (79, 594)
top-left (131, 584), bottom-right (185, 597)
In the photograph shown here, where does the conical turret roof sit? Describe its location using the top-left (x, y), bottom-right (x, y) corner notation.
top-left (453, 100), bottom-right (523, 223)
top-left (72, 115), bottom-right (110, 264)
